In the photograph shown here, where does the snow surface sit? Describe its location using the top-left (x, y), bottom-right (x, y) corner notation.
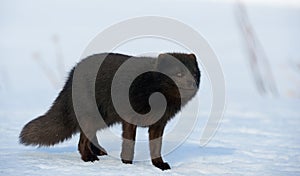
top-left (1, 0), bottom-right (300, 175)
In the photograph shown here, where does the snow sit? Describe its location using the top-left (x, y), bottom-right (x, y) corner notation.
top-left (1, 0), bottom-right (300, 175)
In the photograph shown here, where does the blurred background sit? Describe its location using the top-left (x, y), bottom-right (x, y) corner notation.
top-left (1, 0), bottom-right (299, 108)
top-left (0, 0), bottom-right (299, 175)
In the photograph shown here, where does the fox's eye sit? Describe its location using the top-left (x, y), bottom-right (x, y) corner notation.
top-left (176, 72), bottom-right (183, 77)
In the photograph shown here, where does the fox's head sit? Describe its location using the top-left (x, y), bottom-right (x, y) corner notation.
top-left (155, 53), bottom-right (201, 101)
top-left (128, 53), bottom-right (201, 117)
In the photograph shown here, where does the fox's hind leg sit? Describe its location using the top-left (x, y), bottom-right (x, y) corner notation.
top-left (90, 136), bottom-right (107, 156)
top-left (78, 132), bottom-right (107, 162)
top-left (78, 132), bottom-right (98, 162)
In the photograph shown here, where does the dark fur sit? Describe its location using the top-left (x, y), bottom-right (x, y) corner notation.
top-left (19, 53), bottom-right (200, 170)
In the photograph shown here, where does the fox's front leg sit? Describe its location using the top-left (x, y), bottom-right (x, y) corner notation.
top-left (120, 121), bottom-right (137, 164)
top-left (149, 124), bottom-right (171, 170)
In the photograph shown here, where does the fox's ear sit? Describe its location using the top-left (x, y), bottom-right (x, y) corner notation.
top-left (156, 53), bottom-right (170, 70)
top-left (157, 53), bottom-right (170, 65)
top-left (188, 53), bottom-right (197, 60)
top-left (158, 53), bottom-right (168, 59)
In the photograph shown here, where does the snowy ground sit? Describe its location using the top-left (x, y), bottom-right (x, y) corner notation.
top-left (1, 0), bottom-right (300, 175)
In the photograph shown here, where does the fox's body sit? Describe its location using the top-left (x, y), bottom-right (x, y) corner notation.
top-left (20, 53), bottom-right (200, 170)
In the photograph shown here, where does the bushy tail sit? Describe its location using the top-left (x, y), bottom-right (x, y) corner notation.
top-left (19, 112), bottom-right (78, 146)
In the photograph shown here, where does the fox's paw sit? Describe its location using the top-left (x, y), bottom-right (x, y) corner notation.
top-left (90, 143), bottom-right (108, 156)
top-left (122, 159), bottom-right (133, 164)
top-left (98, 150), bottom-right (108, 156)
top-left (153, 162), bottom-right (171, 171)
top-left (81, 154), bottom-right (99, 162)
